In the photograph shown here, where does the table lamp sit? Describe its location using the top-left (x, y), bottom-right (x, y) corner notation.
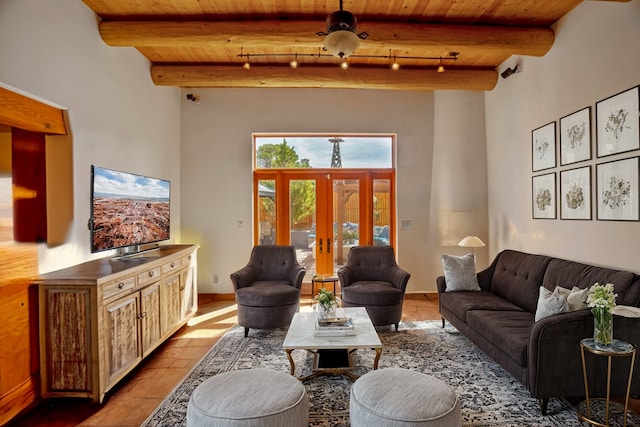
top-left (458, 235), bottom-right (486, 258)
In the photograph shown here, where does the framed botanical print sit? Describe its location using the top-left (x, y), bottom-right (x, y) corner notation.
top-left (532, 122), bottom-right (557, 172)
top-left (596, 86), bottom-right (640, 158)
top-left (560, 107), bottom-right (591, 165)
top-left (560, 166), bottom-right (591, 220)
top-left (596, 156), bottom-right (639, 221)
top-left (532, 173), bottom-right (556, 219)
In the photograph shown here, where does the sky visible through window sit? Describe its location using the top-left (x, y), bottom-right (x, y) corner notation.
top-left (255, 135), bottom-right (393, 169)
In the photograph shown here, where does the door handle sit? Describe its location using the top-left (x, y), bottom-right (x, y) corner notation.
top-left (319, 238), bottom-right (323, 254)
top-left (327, 238), bottom-right (331, 254)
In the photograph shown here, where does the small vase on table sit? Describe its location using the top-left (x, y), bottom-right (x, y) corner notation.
top-left (592, 307), bottom-right (613, 345)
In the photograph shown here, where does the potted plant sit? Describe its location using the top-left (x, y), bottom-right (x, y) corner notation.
top-left (314, 287), bottom-right (340, 320)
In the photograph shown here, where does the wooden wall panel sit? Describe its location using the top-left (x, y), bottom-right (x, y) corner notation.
top-left (0, 243), bottom-right (38, 425)
top-left (11, 129), bottom-right (47, 242)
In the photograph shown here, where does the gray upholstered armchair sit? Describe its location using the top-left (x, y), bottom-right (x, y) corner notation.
top-left (338, 245), bottom-right (411, 331)
top-left (230, 245), bottom-right (306, 337)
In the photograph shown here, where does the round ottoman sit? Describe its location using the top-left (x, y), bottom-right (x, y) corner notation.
top-left (186, 368), bottom-right (308, 426)
top-left (350, 368), bottom-right (461, 427)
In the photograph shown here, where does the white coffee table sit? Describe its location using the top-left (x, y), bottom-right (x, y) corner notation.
top-left (283, 307), bottom-right (382, 380)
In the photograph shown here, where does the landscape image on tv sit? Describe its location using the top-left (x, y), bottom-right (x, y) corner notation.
top-left (91, 166), bottom-right (170, 252)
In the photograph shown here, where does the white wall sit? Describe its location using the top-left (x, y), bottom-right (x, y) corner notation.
top-left (0, 0), bottom-right (182, 273)
top-left (486, 0), bottom-right (640, 272)
top-left (181, 89), bottom-right (488, 293)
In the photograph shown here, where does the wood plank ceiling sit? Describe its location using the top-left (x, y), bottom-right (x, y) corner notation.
top-left (80, 0), bottom-right (619, 91)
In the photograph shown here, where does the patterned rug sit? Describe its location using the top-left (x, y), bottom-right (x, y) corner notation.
top-left (142, 321), bottom-right (638, 426)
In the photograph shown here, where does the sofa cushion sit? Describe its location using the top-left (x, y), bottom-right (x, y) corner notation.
top-left (535, 287), bottom-right (569, 321)
top-left (235, 281), bottom-right (300, 307)
top-left (440, 253), bottom-right (480, 292)
top-left (440, 291), bottom-right (526, 323)
top-left (490, 250), bottom-right (553, 314)
top-left (341, 281), bottom-right (404, 306)
top-left (466, 310), bottom-right (533, 367)
top-left (543, 258), bottom-right (635, 305)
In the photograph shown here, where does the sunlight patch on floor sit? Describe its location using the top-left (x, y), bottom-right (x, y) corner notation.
top-left (188, 305), bottom-right (237, 327)
top-left (179, 328), bottom-right (233, 339)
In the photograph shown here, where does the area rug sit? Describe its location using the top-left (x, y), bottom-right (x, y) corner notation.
top-left (142, 321), bottom-right (638, 426)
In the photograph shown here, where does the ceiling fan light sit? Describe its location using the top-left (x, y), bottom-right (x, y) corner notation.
top-left (340, 60), bottom-right (349, 70)
top-left (324, 30), bottom-right (360, 59)
top-left (243, 62), bottom-right (251, 70)
top-left (437, 58), bottom-right (445, 73)
top-left (391, 61), bottom-right (400, 71)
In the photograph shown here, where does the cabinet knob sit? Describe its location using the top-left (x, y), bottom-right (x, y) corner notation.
top-left (148, 271), bottom-right (154, 277)
top-left (118, 282), bottom-right (125, 289)
top-left (171, 262), bottom-right (176, 268)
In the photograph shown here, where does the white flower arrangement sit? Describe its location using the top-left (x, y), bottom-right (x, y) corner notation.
top-left (587, 282), bottom-right (617, 311)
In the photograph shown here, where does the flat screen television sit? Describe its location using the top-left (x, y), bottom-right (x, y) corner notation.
top-left (90, 165), bottom-right (170, 254)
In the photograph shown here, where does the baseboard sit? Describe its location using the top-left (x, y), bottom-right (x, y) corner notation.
top-left (202, 293), bottom-right (236, 301)
top-left (0, 375), bottom-right (39, 425)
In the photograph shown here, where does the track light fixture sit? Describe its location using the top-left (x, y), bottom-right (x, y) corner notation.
top-left (390, 51), bottom-right (400, 71)
top-left (237, 51), bottom-right (459, 72)
top-left (241, 49), bottom-right (250, 70)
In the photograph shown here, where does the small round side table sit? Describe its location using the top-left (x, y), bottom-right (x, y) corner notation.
top-left (578, 338), bottom-right (636, 427)
top-left (312, 274), bottom-right (340, 296)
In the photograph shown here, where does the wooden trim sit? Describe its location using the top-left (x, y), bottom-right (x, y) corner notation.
top-left (0, 88), bottom-right (66, 135)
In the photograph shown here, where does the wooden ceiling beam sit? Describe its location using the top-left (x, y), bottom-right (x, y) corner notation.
top-left (101, 20), bottom-right (554, 57)
top-left (0, 88), bottom-right (67, 135)
top-left (151, 65), bottom-right (498, 91)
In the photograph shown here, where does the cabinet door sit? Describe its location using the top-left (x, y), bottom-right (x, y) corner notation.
top-left (180, 267), bottom-right (197, 321)
top-left (140, 283), bottom-right (161, 357)
top-left (42, 288), bottom-right (92, 393)
top-left (104, 293), bottom-right (141, 384)
top-left (160, 274), bottom-right (182, 336)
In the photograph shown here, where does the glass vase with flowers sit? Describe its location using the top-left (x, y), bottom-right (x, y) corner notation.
top-left (587, 282), bottom-right (617, 345)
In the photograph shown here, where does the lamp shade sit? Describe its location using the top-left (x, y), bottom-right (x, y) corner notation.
top-left (324, 30), bottom-right (360, 58)
top-left (458, 235), bottom-right (486, 248)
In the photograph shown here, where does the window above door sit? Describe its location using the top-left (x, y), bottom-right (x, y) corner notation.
top-left (254, 134), bottom-right (394, 170)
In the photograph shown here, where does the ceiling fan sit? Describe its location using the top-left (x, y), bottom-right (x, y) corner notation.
top-left (316, 0), bottom-right (369, 59)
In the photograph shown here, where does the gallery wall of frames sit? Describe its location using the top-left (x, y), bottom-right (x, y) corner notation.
top-left (531, 85), bottom-right (640, 222)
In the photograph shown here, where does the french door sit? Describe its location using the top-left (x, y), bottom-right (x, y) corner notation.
top-left (254, 169), bottom-right (394, 279)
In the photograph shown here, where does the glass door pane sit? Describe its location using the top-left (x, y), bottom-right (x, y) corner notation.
top-left (289, 179), bottom-right (317, 281)
top-left (257, 179), bottom-right (276, 245)
top-left (373, 179), bottom-right (391, 246)
top-left (333, 178), bottom-right (360, 267)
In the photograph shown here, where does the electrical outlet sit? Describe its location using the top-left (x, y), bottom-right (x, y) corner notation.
top-left (213, 274), bottom-right (219, 284)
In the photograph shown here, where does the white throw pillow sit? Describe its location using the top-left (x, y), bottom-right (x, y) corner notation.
top-left (553, 286), bottom-right (589, 311)
top-left (441, 253), bottom-right (480, 292)
top-left (536, 286), bottom-right (569, 321)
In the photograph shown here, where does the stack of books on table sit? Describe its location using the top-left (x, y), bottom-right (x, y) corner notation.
top-left (314, 317), bottom-right (356, 336)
